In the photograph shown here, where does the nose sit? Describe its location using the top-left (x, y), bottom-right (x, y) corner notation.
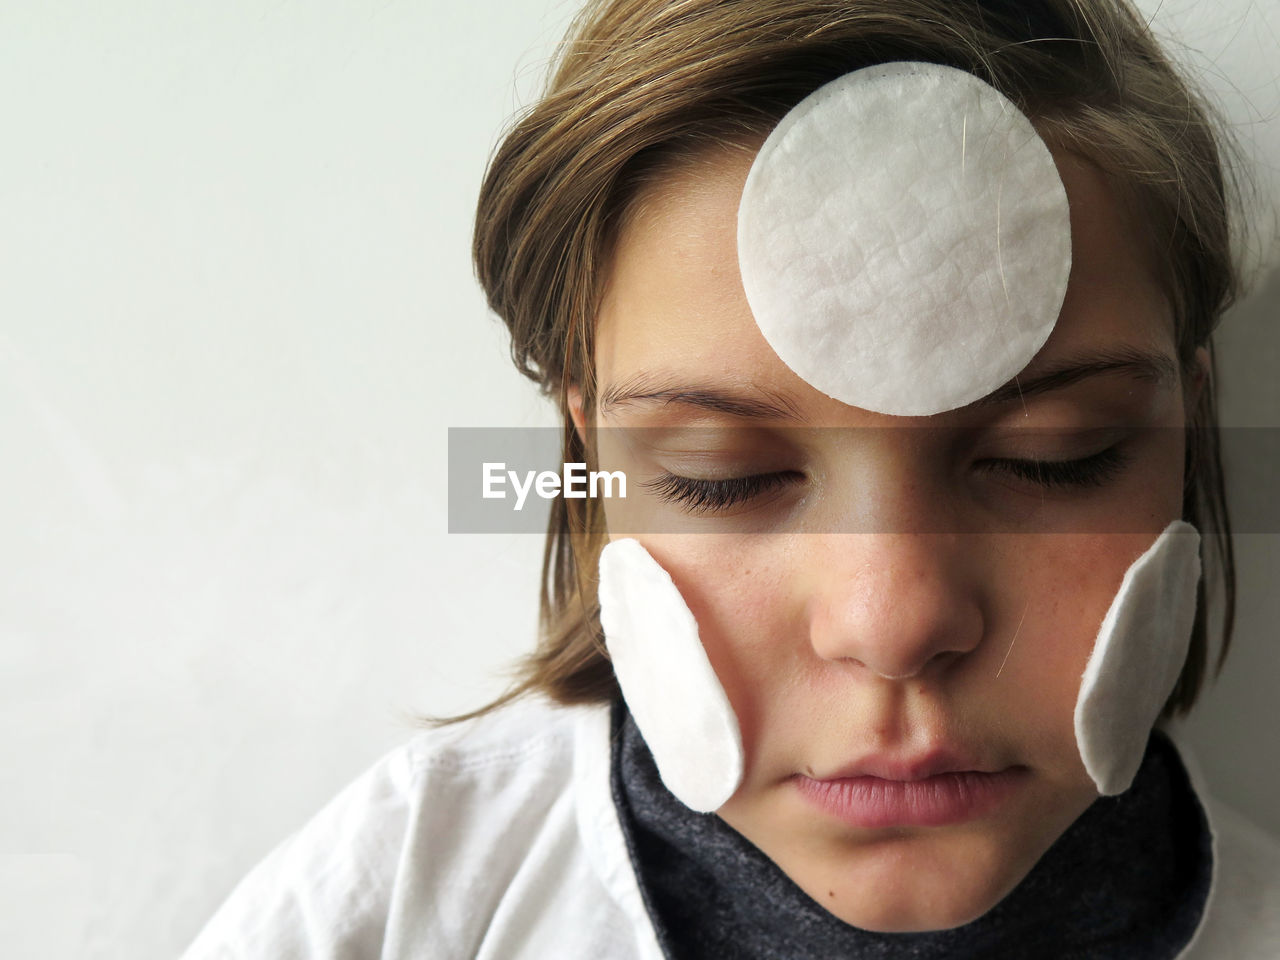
top-left (806, 533), bottom-right (984, 680)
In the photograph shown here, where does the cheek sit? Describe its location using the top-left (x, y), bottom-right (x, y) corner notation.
top-left (987, 533), bottom-right (1154, 745)
top-left (656, 536), bottom-right (801, 753)
top-left (991, 428), bottom-right (1187, 750)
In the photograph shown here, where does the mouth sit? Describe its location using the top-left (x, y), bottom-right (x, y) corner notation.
top-left (793, 752), bottom-right (1029, 829)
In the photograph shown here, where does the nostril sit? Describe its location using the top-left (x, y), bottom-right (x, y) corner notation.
top-left (841, 648), bottom-right (967, 682)
top-left (805, 534), bottom-right (985, 676)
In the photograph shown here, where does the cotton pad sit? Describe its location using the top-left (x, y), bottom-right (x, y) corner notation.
top-left (597, 538), bottom-right (743, 812)
top-left (737, 61), bottom-right (1071, 416)
top-left (1074, 521), bottom-right (1201, 796)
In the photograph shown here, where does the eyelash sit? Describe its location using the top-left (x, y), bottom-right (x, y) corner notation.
top-left (646, 447), bottom-right (1131, 512)
top-left (976, 445), bottom-right (1131, 490)
top-left (642, 471), bottom-right (800, 513)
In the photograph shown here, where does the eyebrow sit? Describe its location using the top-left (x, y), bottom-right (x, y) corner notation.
top-left (598, 374), bottom-right (806, 421)
top-left (596, 346), bottom-right (1178, 420)
top-left (969, 346), bottom-right (1178, 408)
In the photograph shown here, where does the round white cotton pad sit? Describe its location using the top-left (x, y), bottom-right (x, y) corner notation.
top-left (597, 538), bottom-right (744, 812)
top-left (1074, 520), bottom-right (1201, 796)
top-left (737, 61), bottom-right (1071, 416)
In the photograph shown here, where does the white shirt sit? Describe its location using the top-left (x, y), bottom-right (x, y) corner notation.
top-left (181, 697), bottom-right (1280, 959)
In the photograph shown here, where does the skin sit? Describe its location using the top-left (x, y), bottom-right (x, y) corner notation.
top-left (569, 141), bottom-right (1207, 932)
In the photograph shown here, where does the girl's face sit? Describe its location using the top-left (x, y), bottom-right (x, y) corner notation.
top-left (574, 143), bottom-right (1198, 932)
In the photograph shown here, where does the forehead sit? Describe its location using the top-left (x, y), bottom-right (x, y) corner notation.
top-left (594, 143), bottom-right (1174, 420)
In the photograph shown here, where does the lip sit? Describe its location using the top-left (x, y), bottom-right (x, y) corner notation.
top-left (817, 748), bottom-right (992, 783)
top-left (794, 751), bottom-right (1028, 829)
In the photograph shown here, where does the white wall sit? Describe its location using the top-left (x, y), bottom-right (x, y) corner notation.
top-left (0, 2), bottom-right (1275, 958)
top-left (0, 2), bottom-right (572, 957)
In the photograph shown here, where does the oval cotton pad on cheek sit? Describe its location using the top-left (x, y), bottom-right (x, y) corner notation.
top-left (597, 537), bottom-right (744, 812)
top-left (737, 61), bottom-right (1072, 416)
top-left (1074, 520), bottom-right (1202, 796)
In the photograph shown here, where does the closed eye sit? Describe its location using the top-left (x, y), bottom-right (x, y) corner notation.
top-left (641, 471), bottom-right (802, 513)
top-left (976, 446), bottom-right (1131, 490)
top-left (642, 446), bottom-right (1130, 514)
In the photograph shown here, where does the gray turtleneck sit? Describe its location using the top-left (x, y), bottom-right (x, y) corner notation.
top-left (610, 702), bottom-right (1212, 959)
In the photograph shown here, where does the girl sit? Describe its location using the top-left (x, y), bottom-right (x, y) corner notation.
top-left (184, 0), bottom-right (1280, 956)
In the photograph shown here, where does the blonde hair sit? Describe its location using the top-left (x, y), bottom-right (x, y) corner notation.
top-left (465, 0), bottom-right (1238, 722)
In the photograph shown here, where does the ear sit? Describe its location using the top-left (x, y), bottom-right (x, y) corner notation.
top-left (567, 383), bottom-right (588, 441)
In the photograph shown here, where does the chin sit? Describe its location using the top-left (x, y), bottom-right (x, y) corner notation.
top-left (798, 836), bottom-right (1031, 934)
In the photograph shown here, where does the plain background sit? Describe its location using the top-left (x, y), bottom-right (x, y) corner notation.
top-left (1, 1), bottom-right (1276, 957)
